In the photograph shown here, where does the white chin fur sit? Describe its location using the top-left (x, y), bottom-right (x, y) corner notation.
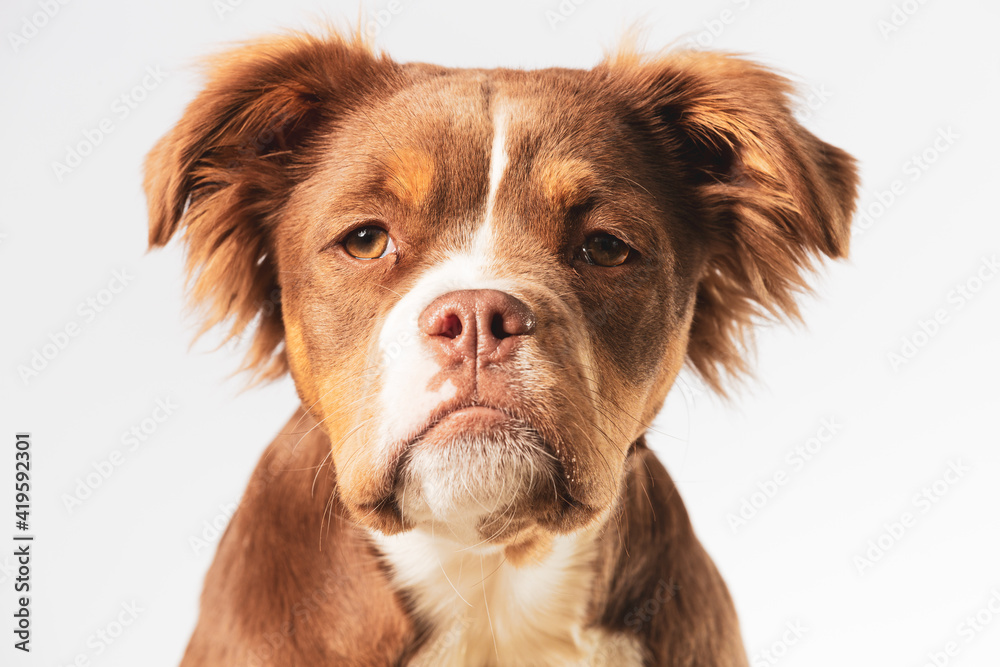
top-left (395, 429), bottom-right (556, 546)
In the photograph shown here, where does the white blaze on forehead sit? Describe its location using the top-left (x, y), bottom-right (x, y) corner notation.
top-left (485, 104), bottom-right (509, 225)
top-left (467, 102), bottom-right (509, 273)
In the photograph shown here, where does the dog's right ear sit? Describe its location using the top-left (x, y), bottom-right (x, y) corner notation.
top-left (144, 32), bottom-right (398, 379)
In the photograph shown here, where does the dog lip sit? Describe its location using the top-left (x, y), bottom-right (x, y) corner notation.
top-left (438, 405), bottom-right (507, 420)
top-left (406, 403), bottom-right (512, 446)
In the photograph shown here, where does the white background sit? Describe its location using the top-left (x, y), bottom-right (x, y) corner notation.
top-left (2, 0), bottom-right (999, 665)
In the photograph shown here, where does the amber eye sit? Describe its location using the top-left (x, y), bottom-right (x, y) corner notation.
top-left (343, 225), bottom-right (393, 260)
top-left (582, 232), bottom-right (631, 267)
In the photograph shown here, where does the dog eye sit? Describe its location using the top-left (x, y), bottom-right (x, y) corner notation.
top-left (343, 225), bottom-right (394, 260)
top-left (581, 233), bottom-right (631, 267)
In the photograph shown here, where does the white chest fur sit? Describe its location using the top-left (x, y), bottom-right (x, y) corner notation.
top-left (372, 529), bottom-right (645, 667)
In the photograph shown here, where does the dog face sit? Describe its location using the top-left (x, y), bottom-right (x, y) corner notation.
top-left (275, 68), bottom-right (708, 545)
top-left (145, 34), bottom-right (857, 549)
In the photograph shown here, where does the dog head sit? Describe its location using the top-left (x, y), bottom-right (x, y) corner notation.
top-left (145, 32), bottom-right (857, 551)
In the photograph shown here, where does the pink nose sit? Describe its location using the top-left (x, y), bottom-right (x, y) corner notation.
top-left (419, 289), bottom-right (535, 363)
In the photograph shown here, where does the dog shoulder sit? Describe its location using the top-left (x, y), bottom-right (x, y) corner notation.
top-left (591, 444), bottom-right (749, 667)
top-left (180, 409), bottom-right (418, 666)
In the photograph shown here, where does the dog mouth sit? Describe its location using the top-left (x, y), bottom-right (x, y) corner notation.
top-left (365, 401), bottom-right (585, 538)
top-left (403, 403), bottom-right (520, 450)
top-left (348, 397), bottom-right (603, 541)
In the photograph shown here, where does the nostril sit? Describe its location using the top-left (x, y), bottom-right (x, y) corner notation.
top-left (439, 313), bottom-right (462, 339)
top-left (490, 313), bottom-right (510, 340)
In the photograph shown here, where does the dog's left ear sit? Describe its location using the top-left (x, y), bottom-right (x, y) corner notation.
top-left (602, 50), bottom-right (860, 391)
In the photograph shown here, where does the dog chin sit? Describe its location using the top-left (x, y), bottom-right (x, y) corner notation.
top-left (393, 411), bottom-right (559, 547)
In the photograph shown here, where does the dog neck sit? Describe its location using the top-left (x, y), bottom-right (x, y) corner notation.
top-left (371, 520), bottom-right (644, 666)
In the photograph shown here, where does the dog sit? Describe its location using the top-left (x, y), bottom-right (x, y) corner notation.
top-left (145, 29), bottom-right (858, 666)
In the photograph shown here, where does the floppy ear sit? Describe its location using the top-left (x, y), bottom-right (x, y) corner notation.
top-left (604, 50), bottom-right (859, 392)
top-left (144, 31), bottom-right (398, 380)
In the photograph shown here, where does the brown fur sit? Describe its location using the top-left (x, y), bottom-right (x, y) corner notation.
top-left (591, 441), bottom-right (747, 665)
top-left (600, 49), bottom-right (858, 390)
top-left (145, 29), bottom-right (858, 666)
top-left (182, 411), bottom-right (418, 665)
top-left (145, 31), bottom-right (409, 381)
